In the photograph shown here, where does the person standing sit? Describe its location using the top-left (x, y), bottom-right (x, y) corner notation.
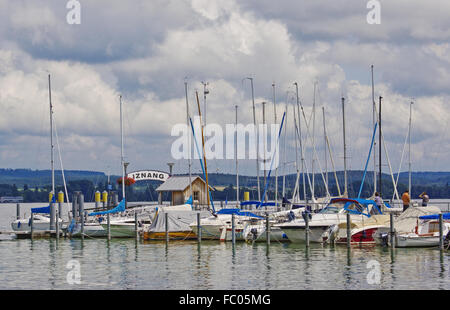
top-left (419, 192), bottom-right (429, 207)
top-left (374, 192), bottom-right (383, 209)
top-left (401, 190), bottom-right (410, 211)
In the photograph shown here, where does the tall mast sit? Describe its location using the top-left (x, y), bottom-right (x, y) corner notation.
top-left (262, 101), bottom-right (267, 202)
top-left (48, 74), bottom-right (55, 196)
top-left (235, 104), bottom-right (239, 204)
top-left (184, 81), bottom-right (192, 200)
top-left (378, 96), bottom-right (382, 195)
top-left (196, 91), bottom-right (210, 207)
top-left (371, 65), bottom-right (377, 194)
top-left (322, 107), bottom-right (328, 192)
top-left (409, 101), bottom-right (413, 194)
top-left (273, 83), bottom-right (278, 208)
top-left (342, 96), bottom-right (348, 196)
top-left (312, 82), bottom-right (317, 198)
top-left (294, 82), bottom-right (306, 202)
top-left (119, 95), bottom-right (125, 202)
top-left (245, 77), bottom-right (260, 201)
top-left (282, 93), bottom-right (288, 199)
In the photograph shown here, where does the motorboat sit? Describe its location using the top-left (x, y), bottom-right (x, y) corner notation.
top-left (373, 206), bottom-right (445, 247)
top-left (276, 197), bottom-right (388, 243)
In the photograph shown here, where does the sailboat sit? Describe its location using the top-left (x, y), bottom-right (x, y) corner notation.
top-left (11, 74), bottom-right (64, 236)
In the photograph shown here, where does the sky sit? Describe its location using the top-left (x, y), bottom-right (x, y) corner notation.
top-left (0, 0), bottom-right (449, 178)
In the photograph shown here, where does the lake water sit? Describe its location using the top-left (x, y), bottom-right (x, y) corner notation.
top-left (0, 202), bottom-right (449, 290)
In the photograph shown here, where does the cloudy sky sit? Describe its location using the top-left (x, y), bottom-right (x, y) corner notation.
top-left (0, 0), bottom-right (449, 178)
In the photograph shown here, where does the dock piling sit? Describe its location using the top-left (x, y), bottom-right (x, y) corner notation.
top-left (16, 203), bottom-right (20, 220)
top-left (107, 213), bottom-right (111, 240)
top-left (165, 212), bottom-right (169, 243)
top-left (346, 213), bottom-right (351, 248)
top-left (439, 213), bottom-right (443, 250)
top-left (231, 213), bottom-right (236, 245)
top-left (305, 211), bottom-right (310, 247)
top-left (30, 214), bottom-right (34, 240)
top-left (197, 212), bottom-right (202, 243)
top-left (55, 209), bottom-right (59, 240)
top-left (390, 213), bottom-right (395, 249)
top-left (79, 193), bottom-right (85, 240)
top-left (266, 213), bottom-right (270, 246)
top-left (135, 211), bottom-right (138, 240)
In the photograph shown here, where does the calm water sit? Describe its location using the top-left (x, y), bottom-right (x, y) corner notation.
top-left (0, 202), bottom-right (449, 290)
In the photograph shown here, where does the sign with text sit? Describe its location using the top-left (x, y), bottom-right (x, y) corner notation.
top-left (127, 170), bottom-right (169, 182)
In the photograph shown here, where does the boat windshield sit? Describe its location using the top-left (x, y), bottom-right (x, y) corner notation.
top-left (319, 202), bottom-right (346, 214)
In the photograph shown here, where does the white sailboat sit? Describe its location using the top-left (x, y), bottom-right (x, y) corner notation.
top-left (11, 74), bottom-right (64, 236)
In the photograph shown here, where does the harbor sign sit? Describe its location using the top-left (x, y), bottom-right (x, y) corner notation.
top-left (127, 170), bottom-right (169, 182)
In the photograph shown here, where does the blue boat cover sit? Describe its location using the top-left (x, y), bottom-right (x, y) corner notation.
top-left (88, 198), bottom-right (125, 216)
top-left (31, 196), bottom-right (56, 214)
top-left (240, 201), bottom-right (276, 207)
top-left (419, 213), bottom-right (450, 220)
top-left (216, 208), bottom-right (264, 219)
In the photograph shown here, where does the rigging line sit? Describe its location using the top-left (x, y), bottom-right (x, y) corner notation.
top-left (53, 114), bottom-right (70, 209)
top-left (298, 100), bottom-right (330, 197)
top-left (392, 115), bottom-right (410, 201)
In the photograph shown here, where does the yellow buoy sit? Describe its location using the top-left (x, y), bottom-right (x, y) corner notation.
top-left (58, 191), bottom-right (64, 203)
top-left (244, 191), bottom-right (250, 201)
top-left (49, 191), bottom-right (54, 203)
top-left (95, 191), bottom-right (101, 202)
top-left (102, 191), bottom-right (108, 203)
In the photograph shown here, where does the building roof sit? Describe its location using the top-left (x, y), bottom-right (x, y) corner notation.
top-left (156, 175), bottom-right (214, 192)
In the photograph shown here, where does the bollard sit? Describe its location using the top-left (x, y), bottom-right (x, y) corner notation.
top-left (95, 191), bottom-right (101, 211)
top-left (72, 193), bottom-right (78, 222)
top-left (165, 212), bottom-right (169, 243)
top-left (58, 191), bottom-right (64, 219)
top-left (135, 211), bottom-right (138, 240)
top-left (55, 209), bottom-right (59, 240)
top-left (231, 213), bottom-right (236, 245)
top-left (30, 213), bottom-right (34, 239)
top-left (305, 212), bottom-right (310, 247)
top-left (266, 214), bottom-right (270, 246)
top-left (390, 213), bottom-right (395, 249)
top-left (197, 212), bottom-right (202, 243)
top-left (16, 203), bottom-right (20, 220)
top-left (79, 193), bottom-right (85, 240)
top-left (49, 201), bottom-right (55, 231)
top-left (107, 213), bottom-right (111, 240)
top-left (346, 213), bottom-right (351, 248)
top-left (439, 213), bottom-right (443, 250)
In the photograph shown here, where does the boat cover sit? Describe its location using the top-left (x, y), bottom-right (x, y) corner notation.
top-left (148, 208), bottom-right (211, 233)
top-left (394, 206), bottom-right (441, 234)
top-left (88, 199), bottom-right (125, 216)
top-left (419, 212), bottom-right (450, 220)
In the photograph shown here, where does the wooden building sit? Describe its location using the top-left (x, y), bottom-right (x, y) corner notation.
top-left (156, 175), bottom-right (214, 206)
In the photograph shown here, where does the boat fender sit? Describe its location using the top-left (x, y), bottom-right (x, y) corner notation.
top-left (18, 221), bottom-right (21, 228)
top-left (288, 211), bottom-right (295, 221)
top-left (250, 228), bottom-right (258, 240)
top-left (28, 217), bottom-right (32, 227)
top-left (301, 211), bottom-right (312, 222)
top-left (380, 233), bottom-right (389, 247)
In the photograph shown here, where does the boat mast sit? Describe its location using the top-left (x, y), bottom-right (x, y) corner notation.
top-left (312, 82), bottom-right (317, 199)
top-left (342, 96), bottom-right (348, 196)
top-left (202, 81), bottom-right (209, 127)
top-left (245, 77), bottom-right (261, 201)
top-left (273, 83), bottom-right (278, 208)
top-left (48, 74), bottom-right (55, 197)
top-left (119, 95), bottom-right (125, 203)
top-left (262, 101), bottom-right (267, 202)
top-left (371, 65), bottom-right (377, 195)
top-left (409, 100), bottom-right (413, 195)
top-left (378, 96), bottom-right (382, 195)
top-left (196, 91), bottom-right (210, 208)
top-left (235, 104), bottom-right (239, 205)
top-left (322, 107), bottom-right (328, 193)
top-left (294, 82), bottom-right (307, 202)
top-left (282, 92), bottom-right (288, 199)
top-left (184, 81), bottom-right (192, 200)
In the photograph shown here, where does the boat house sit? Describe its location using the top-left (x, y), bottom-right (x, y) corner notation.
top-left (156, 175), bottom-right (214, 206)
